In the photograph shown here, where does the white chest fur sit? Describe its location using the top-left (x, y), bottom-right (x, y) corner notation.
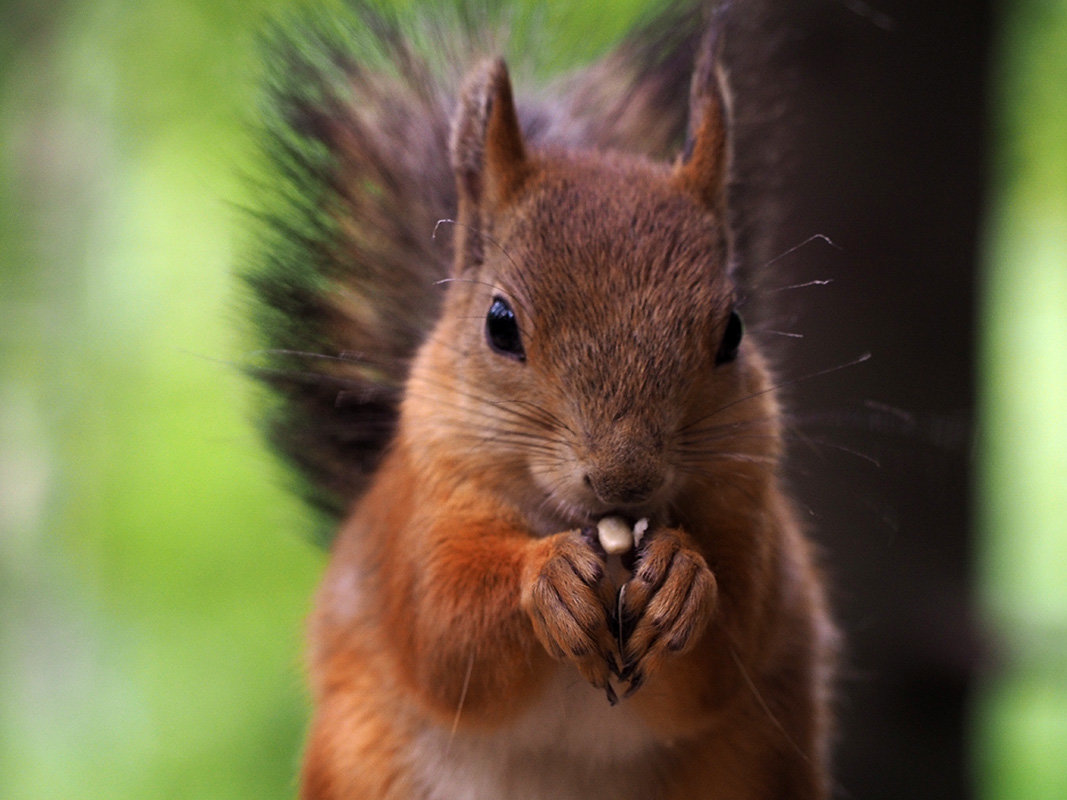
top-left (408, 665), bottom-right (665, 800)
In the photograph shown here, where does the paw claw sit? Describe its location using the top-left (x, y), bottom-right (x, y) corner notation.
top-left (623, 670), bottom-right (645, 698)
top-left (610, 527), bottom-right (717, 694)
top-left (604, 682), bottom-right (619, 706)
top-left (605, 652), bottom-right (622, 678)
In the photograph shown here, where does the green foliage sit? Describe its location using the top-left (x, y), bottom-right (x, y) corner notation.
top-left (978, 1), bottom-right (1067, 798)
top-left (0, 1), bottom-right (320, 798)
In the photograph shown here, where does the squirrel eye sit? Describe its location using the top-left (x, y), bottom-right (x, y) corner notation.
top-left (715, 310), bottom-right (743, 365)
top-left (485, 296), bottom-right (525, 361)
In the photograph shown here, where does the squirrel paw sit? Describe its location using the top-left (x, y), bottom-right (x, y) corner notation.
top-left (618, 527), bottom-right (718, 697)
top-left (522, 531), bottom-right (619, 700)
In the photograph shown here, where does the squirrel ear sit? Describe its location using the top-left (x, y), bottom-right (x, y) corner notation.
top-left (675, 23), bottom-right (731, 209)
top-left (451, 58), bottom-right (528, 213)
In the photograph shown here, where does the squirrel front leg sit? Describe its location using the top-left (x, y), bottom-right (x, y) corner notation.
top-left (383, 496), bottom-right (618, 721)
top-left (521, 528), bottom-right (621, 700)
top-left (617, 526), bottom-right (719, 696)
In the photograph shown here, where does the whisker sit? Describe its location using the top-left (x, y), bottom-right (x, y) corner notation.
top-left (434, 218), bottom-right (536, 313)
top-left (247, 347), bottom-right (382, 364)
top-left (494, 399), bottom-right (576, 436)
top-left (726, 635), bottom-right (815, 769)
top-left (763, 233), bottom-right (841, 269)
top-left (783, 427), bottom-right (882, 469)
top-left (407, 372), bottom-right (565, 432)
top-left (446, 651), bottom-right (475, 752)
top-left (249, 364), bottom-right (394, 393)
top-left (678, 411), bottom-right (780, 437)
top-left (676, 413), bottom-right (778, 435)
top-left (768, 278), bottom-right (834, 293)
top-left (683, 353), bottom-right (873, 434)
top-left (448, 430), bottom-right (563, 457)
top-left (674, 452), bottom-right (777, 468)
top-left (527, 465), bottom-right (588, 526)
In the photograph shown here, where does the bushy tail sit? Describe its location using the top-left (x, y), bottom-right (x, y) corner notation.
top-left (243, 1), bottom-right (711, 520)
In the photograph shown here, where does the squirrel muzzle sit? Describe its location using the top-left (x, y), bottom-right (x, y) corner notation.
top-left (580, 416), bottom-right (669, 511)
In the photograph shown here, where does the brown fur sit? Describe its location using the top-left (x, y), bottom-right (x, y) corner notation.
top-left (299, 24), bottom-right (835, 800)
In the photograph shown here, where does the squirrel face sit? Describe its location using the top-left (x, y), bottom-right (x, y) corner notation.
top-left (402, 58), bottom-right (779, 533)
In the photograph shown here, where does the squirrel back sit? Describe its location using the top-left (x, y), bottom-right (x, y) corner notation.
top-left (244, 1), bottom-right (713, 521)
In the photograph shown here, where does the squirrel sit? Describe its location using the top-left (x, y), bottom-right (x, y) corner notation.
top-left (245, 2), bottom-right (837, 798)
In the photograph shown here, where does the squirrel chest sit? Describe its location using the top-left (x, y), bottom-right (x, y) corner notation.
top-left (408, 667), bottom-right (663, 800)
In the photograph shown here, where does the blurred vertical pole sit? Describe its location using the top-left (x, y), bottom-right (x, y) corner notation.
top-left (727, 1), bottom-right (990, 798)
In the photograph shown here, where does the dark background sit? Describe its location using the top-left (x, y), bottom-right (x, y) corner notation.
top-left (733, 2), bottom-right (987, 797)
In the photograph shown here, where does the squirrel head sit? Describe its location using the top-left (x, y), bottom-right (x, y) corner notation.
top-left (404, 54), bottom-right (779, 532)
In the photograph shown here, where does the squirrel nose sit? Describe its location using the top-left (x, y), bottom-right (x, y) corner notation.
top-left (581, 415), bottom-right (667, 508)
top-left (584, 470), bottom-right (662, 507)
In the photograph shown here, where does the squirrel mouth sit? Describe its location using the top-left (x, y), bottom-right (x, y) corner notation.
top-left (577, 506), bottom-right (666, 532)
top-left (530, 472), bottom-right (671, 534)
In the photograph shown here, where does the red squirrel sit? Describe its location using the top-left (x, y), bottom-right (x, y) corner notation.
top-left (247, 3), bottom-right (837, 798)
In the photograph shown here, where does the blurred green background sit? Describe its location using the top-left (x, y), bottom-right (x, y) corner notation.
top-left (0, 1), bottom-right (1063, 799)
top-left (977, 1), bottom-right (1067, 796)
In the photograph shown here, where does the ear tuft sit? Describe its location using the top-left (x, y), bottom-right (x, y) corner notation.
top-left (451, 58), bottom-right (528, 211)
top-left (675, 20), bottom-right (732, 209)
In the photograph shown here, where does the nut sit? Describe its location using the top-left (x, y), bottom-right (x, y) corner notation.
top-left (596, 516), bottom-right (634, 555)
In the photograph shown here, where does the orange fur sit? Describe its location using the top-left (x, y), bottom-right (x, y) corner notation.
top-left (299, 44), bottom-right (836, 800)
